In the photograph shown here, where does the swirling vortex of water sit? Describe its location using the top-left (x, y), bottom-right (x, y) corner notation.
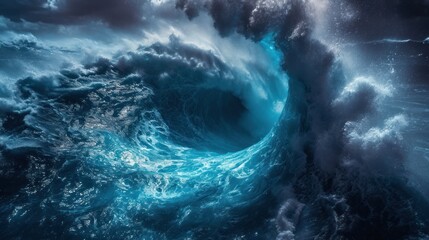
top-left (2, 33), bottom-right (294, 239)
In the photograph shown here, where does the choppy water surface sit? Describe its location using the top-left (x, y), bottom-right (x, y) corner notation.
top-left (1, 1), bottom-right (429, 239)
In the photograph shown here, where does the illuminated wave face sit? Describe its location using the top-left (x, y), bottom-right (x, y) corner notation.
top-left (0, 27), bottom-right (291, 238)
top-left (1, 1), bottom-right (429, 239)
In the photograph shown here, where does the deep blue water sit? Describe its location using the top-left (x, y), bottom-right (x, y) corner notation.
top-left (0, 33), bottom-right (294, 239)
top-left (1, 1), bottom-right (429, 239)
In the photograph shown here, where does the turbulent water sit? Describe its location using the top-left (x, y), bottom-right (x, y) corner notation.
top-left (1, 0), bottom-right (429, 239)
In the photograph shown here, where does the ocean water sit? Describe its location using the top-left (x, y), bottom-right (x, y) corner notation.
top-left (1, 1), bottom-right (429, 239)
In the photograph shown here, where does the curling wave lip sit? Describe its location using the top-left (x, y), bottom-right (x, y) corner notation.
top-left (19, 33), bottom-right (291, 238)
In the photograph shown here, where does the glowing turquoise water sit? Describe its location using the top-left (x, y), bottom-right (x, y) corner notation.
top-left (1, 34), bottom-right (291, 238)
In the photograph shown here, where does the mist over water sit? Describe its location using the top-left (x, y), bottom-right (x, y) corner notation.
top-left (1, 0), bottom-right (429, 239)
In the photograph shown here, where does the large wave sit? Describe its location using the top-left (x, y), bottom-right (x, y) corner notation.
top-left (1, 0), bottom-right (429, 239)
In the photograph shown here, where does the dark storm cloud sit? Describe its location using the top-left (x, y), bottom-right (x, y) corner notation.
top-left (0, 1), bottom-right (46, 22)
top-left (178, 0), bottom-right (306, 40)
top-left (0, 0), bottom-right (147, 28)
top-left (176, 0), bottom-right (258, 37)
top-left (56, 0), bottom-right (146, 27)
top-left (177, 0), bottom-right (429, 42)
top-left (175, 0), bottom-right (201, 20)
